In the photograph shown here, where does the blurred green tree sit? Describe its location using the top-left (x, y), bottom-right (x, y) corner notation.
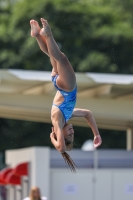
top-left (0, 118), bottom-right (126, 152)
top-left (0, 0), bottom-right (133, 73)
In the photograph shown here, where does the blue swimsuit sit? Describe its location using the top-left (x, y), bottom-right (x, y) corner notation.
top-left (52, 75), bottom-right (77, 122)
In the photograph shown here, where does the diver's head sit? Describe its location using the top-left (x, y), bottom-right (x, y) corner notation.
top-left (63, 123), bottom-right (74, 151)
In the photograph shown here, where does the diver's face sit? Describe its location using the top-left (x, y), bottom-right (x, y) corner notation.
top-left (63, 124), bottom-right (74, 143)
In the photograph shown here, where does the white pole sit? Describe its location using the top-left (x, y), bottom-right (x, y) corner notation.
top-left (127, 128), bottom-right (133, 151)
top-left (92, 149), bottom-right (98, 200)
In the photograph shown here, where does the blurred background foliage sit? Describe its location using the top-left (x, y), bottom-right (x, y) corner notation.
top-left (1, 0), bottom-right (133, 73)
top-left (0, 0), bottom-right (131, 151)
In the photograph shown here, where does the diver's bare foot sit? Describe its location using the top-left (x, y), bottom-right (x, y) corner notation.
top-left (40, 18), bottom-right (52, 37)
top-left (30, 20), bottom-right (40, 37)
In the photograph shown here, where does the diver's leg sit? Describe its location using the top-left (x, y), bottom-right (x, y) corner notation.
top-left (40, 18), bottom-right (76, 91)
top-left (30, 20), bottom-right (50, 56)
top-left (30, 19), bottom-right (58, 74)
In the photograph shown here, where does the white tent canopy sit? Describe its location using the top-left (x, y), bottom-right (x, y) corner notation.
top-left (0, 69), bottom-right (133, 149)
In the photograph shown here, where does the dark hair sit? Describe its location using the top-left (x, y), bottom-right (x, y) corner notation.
top-left (61, 152), bottom-right (77, 172)
top-left (61, 140), bottom-right (77, 172)
top-left (60, 124), bottom-right (76, 172)
top-left (65, 139), bottom-right (73, 151)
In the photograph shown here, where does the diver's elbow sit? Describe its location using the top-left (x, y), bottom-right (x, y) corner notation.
top-left (57, 145), bottom-right (66, 153)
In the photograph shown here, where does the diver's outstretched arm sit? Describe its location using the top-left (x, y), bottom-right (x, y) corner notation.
top-left (72, 108), bottom-right (102, 148)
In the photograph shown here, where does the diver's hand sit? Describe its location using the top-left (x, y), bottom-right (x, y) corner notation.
top-left (50, 126), bottom-right (66, 153)
top-left (93, 134), bottom-right (102, 148)
top-left (50, 127), bottom-right (57, 140)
